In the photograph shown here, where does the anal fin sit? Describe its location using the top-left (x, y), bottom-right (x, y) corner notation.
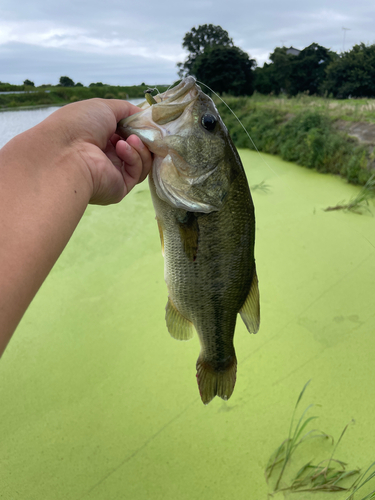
top-left (240, 266), bottom-right (260, 334)
top-left (165, 297), bottom-right (194, 341)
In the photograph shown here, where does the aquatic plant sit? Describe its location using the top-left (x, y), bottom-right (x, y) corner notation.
top-left (265, 381), bottom-right (362, 495)
top-left (250, 180), bottom-right (271, 193)
top-left (324, 173), bottom-right (375, 214)
top-left (345, 462), bottom-right (375, 500)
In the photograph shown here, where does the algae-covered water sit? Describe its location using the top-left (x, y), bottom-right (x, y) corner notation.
top-left (1, 150), bottom-right (375, 499)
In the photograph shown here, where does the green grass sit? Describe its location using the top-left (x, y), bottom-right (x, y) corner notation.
top-left (324, 173), bottom-right (375, 214)
top-left (265, 382), bottom-right (374, 496)
top-left (239, 92), bottom-right (375, 124)
top-left (215, 96), bottom-right (374, 187)
top-left (0, 84), bottom-right (169, 109)
top-left (345, 463), bottom-right (375, 499)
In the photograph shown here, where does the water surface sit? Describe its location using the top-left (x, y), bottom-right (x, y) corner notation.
top-left (0, 99), bottom-right (144, 149)
top-left (1, 143), bottom-right (374, 498)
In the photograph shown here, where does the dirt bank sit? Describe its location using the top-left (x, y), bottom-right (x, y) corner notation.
top-left (335, 120), bottom-right (375, 147)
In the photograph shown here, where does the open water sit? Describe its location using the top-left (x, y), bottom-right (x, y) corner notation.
top-left (0, 99), bottom-right (144, 149)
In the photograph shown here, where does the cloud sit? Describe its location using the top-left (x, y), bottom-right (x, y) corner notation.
top-left (0, 42), bottom-right (178, 85)
top-left (1, 0), bottom-right (375, 84)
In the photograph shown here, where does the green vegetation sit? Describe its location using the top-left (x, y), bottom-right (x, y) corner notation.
top-left (250, 180), bottom-right (271, 193)
top-left (254, 43), bottom-right (337, 97)
top-left (266, 382), bottom-right (374, 497)
top-left (0, 82), bottom-right (169, 109)
top-left (23, 79), bottom-right (35, 87)
top-left (192, 45), bottom-right (255, 96)
top-left (325, 43), bottom-right (375, 99)
top-left (345, 463), bottom-right (375, 499)
top-left (177, 24), bottom-right (234, 77)
top-left (215, 94), bottom-right (374, 186)
top-left (59, 76), bottom-right (75, 87)
top-left (178, 24), bottom-right (255, 96)
top-left (178, 24), bottom-right (375, 98)
top-left (324, 174), bottom-right (375, 214)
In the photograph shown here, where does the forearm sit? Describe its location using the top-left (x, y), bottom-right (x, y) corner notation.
top-left (0, 125), bottom-right (92, 354)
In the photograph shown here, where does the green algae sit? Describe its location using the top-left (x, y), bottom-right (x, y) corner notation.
top-left (1, 151), bottom-right (375, 500)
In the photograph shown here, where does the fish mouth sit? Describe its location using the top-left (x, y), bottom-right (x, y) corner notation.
top-left (149, 76), bottom-right (198, 105)
top-left (116, 77), bottom-right (199, 150)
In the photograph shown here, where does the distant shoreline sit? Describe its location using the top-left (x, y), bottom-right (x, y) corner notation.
top-left (0, 97), bottom-right (145, 113)
top-left (0, 84), bottom-right (169, 111)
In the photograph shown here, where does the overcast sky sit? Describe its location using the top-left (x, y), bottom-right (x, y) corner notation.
top-left (1, 0), bottom-right (374, 86)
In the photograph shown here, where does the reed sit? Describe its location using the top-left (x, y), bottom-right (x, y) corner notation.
top-left (265, 382), bottom-right (363, 495)
top-left (324, 173), bottom-right (375, 214)
top-left (345, 463), bottom-right (375, 499)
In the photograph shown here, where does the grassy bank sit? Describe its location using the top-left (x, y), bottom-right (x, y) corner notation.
top-left (236, 92), bottom-right (375, 124)
top-left (215, 95), bottom-right (375, 186)
top-left (2, 85), bottom-right (374, 187)
top-left (0, 84), bottom-right (169, 109)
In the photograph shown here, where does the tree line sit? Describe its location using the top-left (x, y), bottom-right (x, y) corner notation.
top-left (178, 24), bottom-right (375, 99)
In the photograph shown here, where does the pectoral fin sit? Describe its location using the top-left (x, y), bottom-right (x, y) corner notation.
top-left (240, 267), bottom-right (260, 334)
top-left (156, 217), bottom-right (165, 257)
top-left (165, 298), bottom-right (194, 341)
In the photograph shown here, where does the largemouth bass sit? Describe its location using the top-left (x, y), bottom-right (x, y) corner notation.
top-left (117, 77), bottom-right (260, 404)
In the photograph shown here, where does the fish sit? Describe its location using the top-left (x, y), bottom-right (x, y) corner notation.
top-left (117, 76), bottom-right (260, 404)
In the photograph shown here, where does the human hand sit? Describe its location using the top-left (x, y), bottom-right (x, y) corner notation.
top-left (40, 98), bottom-right (152, 205)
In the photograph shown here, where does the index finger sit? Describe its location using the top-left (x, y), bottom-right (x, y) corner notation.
top-left (103, 99), bottom-right (143, 123)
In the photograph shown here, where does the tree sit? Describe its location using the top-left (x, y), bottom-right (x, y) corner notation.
top-left (254, 46), bottom-right (295, 95)
top-left (324, 43), bottom-right (375, 98)
top-left (23, 79), bottom-right (35, 87)
top-left (253, 63), bottom-right (277, 94)
top-left (289, 43), bottom-right (337, 95)
top-left (177, 24), bottom-right (233, 78)
top-left (192, 45), bottom-right (256, 95)
top-left (267, 46), bottom-right (293, 94)
top-left (254, 43), bottom-right (337, 96)
top-left (59, 76), bottom-right (75, 87)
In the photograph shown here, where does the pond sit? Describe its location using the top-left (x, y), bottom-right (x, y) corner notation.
top-left (0, 99), bottom-right (144, 149)
top-left (1, 115), bottom-right (375, 499)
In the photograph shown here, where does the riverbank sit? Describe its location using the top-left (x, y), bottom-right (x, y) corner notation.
top-left (0, 84), bottom-right (169, 109)
top-left (215, 94), bottom-right (375, 186)
top-left (2, 87), bottom-right (375, 187)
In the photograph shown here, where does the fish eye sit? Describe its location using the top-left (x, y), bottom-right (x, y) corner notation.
top-left (201, 113), bottom-right (217, 131)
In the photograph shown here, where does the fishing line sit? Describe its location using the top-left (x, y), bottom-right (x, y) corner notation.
top-left (149, 78), bottom-right (278, 178)
top-left (196, 80), bottom-right (282, 180)
top-left (145, 79), bottom-right (293, 196)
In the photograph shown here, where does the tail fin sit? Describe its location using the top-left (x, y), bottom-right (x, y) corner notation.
top-left (196, 355), bottom-right (237, 405)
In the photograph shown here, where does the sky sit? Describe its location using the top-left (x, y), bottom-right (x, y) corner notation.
top-left (1, 0), bottom-right (375, 87)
